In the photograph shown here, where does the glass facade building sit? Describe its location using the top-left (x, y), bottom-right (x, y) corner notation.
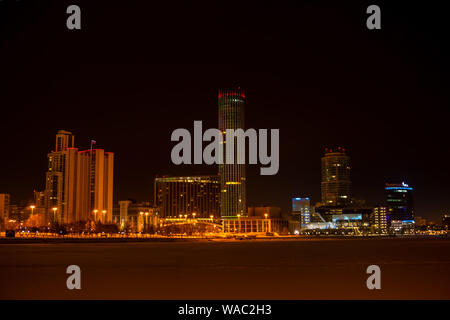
top-left (385, 182), bottom-right (414, 225)
top-left (218, 88), bottom-right (247, 219)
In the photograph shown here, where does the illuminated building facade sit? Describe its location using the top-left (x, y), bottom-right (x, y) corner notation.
top-left (218, 88), bottom-right (247, 219)
top-left (292, 197), bottom-right (310, 226)
top-left (76, 149), bottom-right (114, 223)
top-left (315, 206), bottom-right (372, 227)
top-left (443, 214), bottom-right (450, 230)
top-left (385, 182), bottom-right (414, 231)
top-left (154, 176), bottom-right (220, 218)
top-left (33, 191), bottom-right (46, 218)
top-left (117, 201), bottom-right (159, 232)
top-left (222, 216), bottom-right (288, 234)
top-left (321, 147), bottom-right (351, 206)
top-left (44, 130), bottom-right (74, 223)
top-left (331, 213), bottom-right (365, 228)
top-left (372, 206), bottom-right (388, 233)
top-left (222, 217), bottom-right (271, 233)
top-left (44, 130), bottom-right (114, 224)
top-left (8, 205), bottom-right (27, 222)
top-left (0, 193), bottom-right (10, 223)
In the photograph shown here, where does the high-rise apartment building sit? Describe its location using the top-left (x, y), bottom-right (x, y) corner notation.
top-left (43, 130), bottom-right (114, 224)
top-left (154, 176), bottom-right (220, 218)
top-left (218, 88), bottom-right (247, 219)
top-left (0, 193), bottom-right (10, 222)
top-left (45, 130), bottom-right (75, 223)
top-left (321, 147), bottom-right (351, 207)
top-left (76, 149), bottom-right (114, 223)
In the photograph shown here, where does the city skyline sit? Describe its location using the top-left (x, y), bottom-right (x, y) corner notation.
top-left (0, 113), bottom-right (438, 224)
top-left (0, 2), bottom-right (447, 221)
top-left (1, 1), bottom-right (450, 304)
top-left (0, 82), bottom-right (425, 234)
top-left (0, 102), bottom-right (446, 222)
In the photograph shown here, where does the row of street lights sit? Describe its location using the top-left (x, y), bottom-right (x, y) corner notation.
top-left (27, 206), bottom-right (268, 225)
top-left (177, 213), bottom-right (215, 222)
top-left (31, 205), bottom-right (58, 222)
top-left (236, 213), bottom-right (269, 233)
top-left (27, 206), bottom-right (108, 223)
top-left (139, 211), bottom-right (152, 232)
top-left (28, 205), bottom-right (58, 222)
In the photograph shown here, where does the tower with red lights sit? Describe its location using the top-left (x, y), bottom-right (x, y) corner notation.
top-left (218, 87), bottom-right (247, 219)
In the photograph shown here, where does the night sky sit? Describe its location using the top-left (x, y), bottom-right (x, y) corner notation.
top-left (0, 1), bottom-right (447, 220)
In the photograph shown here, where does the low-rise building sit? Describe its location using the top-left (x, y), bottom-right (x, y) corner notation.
top-left (117, 200), bottom-right (159, 232)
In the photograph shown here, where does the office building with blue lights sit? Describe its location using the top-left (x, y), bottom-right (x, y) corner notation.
top-left (292, 197), bottom-right (310, 227)
top-left (385, 182), bottom-right (414, 231)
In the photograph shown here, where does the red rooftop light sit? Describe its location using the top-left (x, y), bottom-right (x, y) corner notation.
top-left (218, 88), bottom-right (246, 99)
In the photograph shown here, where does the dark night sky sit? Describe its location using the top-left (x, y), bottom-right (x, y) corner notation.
top-left (0, 1), bottom-right (448, 220)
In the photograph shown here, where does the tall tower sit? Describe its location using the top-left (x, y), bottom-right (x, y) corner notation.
top-left (218, 88), bottom-right (247, 219)
top-left (321, 147), bottom-right (351, 206)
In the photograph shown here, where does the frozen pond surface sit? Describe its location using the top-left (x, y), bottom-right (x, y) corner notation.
top-left (1, 237), bottom-right (449, 299)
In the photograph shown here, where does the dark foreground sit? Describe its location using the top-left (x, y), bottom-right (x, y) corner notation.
top-left (1, 238), bottom-right (449, 299)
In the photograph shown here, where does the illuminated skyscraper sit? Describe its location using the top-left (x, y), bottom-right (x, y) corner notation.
top-left (385, 182), bottom-right (414, 225)
top-left (45, 130), bottom-right (76, 223)
top-left (218, 88), bottom-right (247, 219)
top-left (44, 131), bottom-right (114, 224)
top-left (76, 149), bottom-right (114, 223)
top-left (321, 147), bottom-right (351, 207)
